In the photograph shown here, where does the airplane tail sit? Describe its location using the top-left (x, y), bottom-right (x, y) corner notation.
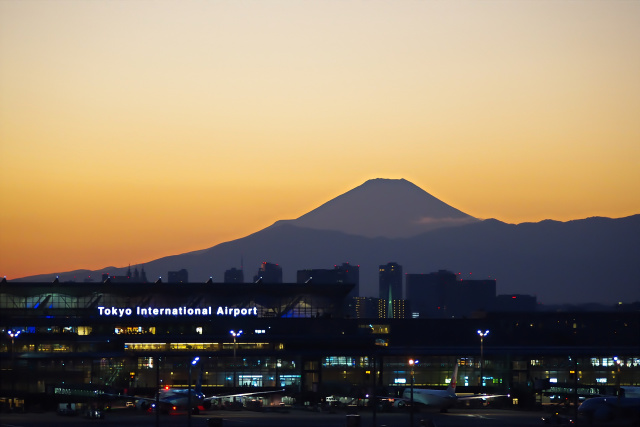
top-left (446, 362), bottom-right (459, 395)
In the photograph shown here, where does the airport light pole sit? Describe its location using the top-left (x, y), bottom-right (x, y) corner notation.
top-left (155, 356), bottom-right (160, 427)
top-left (409, 359), bottom-right (416, 427)
top-left (230, 330), bottom-right (242, 403)
top-left (477, 330), bottom-right (489, 389)
top-left (188, 356), bottom-right (199, 427)
top-left (7, 330), bottom-right (20, 411)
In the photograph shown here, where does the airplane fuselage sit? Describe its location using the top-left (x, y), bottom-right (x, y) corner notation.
top-left (158, 389), bottom-right (205, 408)
top-left (401, 388), bottom-right (457, 410)
top-left (578, 396), bottom-right (640, 423)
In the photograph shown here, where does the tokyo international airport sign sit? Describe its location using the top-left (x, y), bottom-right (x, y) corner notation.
top-left (97, 305), bottom-right (258, 318)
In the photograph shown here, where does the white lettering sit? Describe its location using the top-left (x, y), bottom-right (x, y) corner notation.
top-left (99, 305), bottom-right (256, 317)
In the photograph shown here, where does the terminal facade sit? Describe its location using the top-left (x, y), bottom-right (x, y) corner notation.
top-left (1, 279), bottom-right (639, 411)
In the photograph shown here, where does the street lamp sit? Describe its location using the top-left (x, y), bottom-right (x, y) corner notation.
top-left (408, 359), bottom-right (418, 427)
top-left (614, 356), bottom-right (621, 399)
top-left (188, 356), bottom-right (200, 427)
top-left (230, 330), bottom-right (243, 359)
top-left (155, 356), bottom-right (161, 427)
top-left (230, 330), bottom-right (242, 400)
top-left (477, 330), bottom-right (489, 388)
top-left (8, 330), bottom-right (21, 411)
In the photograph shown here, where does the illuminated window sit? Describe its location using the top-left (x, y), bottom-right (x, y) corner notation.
top-left (324, 356), bottom-right (356, 367)
top-left (114, 326), bottom-right (156, 335)
top-left (78, 326), bottom-right (92, 336)
top-left (358, 356), bottom-right (370, 368)
top-left (369, 325), bottom-right (390, 334)
top-left (278, 375), bottom-right (300, 387)
top-left (125, 343), bottom-right (168, 351)
top-left (239, 375), bottom-right (263, 387)
top-left (137, 357), bottom-right (154, 369)
top-left (53, 344), bottom-right (70, 352)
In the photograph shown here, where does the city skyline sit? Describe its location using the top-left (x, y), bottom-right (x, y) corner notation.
top-left (1, 1), bottom-right (639, 279)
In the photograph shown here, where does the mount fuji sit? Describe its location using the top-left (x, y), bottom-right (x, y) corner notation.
top-left (280, 178), bottom-right (478, 238)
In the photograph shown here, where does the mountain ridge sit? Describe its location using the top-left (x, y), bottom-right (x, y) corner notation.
top-left (12, 214), bottom-right (640, 305)
top-left (9, 178), bottom-right (640, 305)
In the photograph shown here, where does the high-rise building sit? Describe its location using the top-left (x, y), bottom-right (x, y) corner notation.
top-left (379, 262), bottom-right (402, 318)
top-left (338, 263), bottom-right (360, 299)
top-left (296, 263), bottom-right (359, 298)
top-left (224, 267), bottom-right (244, 283)
top-left (406, 270), bottom-right (496, 318)
top-left (253, 262), bottom-right (282, 284)
top-left (375, 297), bottom-right (408, 319)
top-left (353, 297), bottom-right (379, 319)
top-left (392, 299), bottom-right (407, 319)
top-left (406, 270), bottom-right (456, 318)
top-left (101, 265), bottom-right (147, 284)
top-left (168, 269), bottom-right (189, 284)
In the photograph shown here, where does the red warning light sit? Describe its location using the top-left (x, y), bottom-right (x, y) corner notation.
top-left (165, 385), bottom-right (170, 390)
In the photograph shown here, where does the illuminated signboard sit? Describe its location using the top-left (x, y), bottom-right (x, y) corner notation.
top-left (97, 306), bottom-right (257, 318)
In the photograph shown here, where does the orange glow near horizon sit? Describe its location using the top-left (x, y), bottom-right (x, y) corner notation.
top-left (1, 1), bottom-right (639, 279)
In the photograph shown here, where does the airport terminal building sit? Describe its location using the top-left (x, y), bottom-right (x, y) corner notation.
top-left (1, 279), bottom-right (639, 411)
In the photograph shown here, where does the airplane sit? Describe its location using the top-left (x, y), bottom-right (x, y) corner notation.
top-left (386, 362), bottom-right (508, 413)
top-left (577, 393), bottom-right (640, 424)
top-left (136, 384), bottom-right (206, 413)
top-left (137, 387), bottom-right (286, 413)
top-left (135, 376), bottom-right (285, 414)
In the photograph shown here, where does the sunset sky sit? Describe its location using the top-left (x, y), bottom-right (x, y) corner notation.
top-left (1, 0), bottom-right (639, 280)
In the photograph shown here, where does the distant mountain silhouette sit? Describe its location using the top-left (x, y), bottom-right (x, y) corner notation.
top-left (276, 178), bottom-right (478, 238)
top-left (13, 179), bottom-right (640, 305)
